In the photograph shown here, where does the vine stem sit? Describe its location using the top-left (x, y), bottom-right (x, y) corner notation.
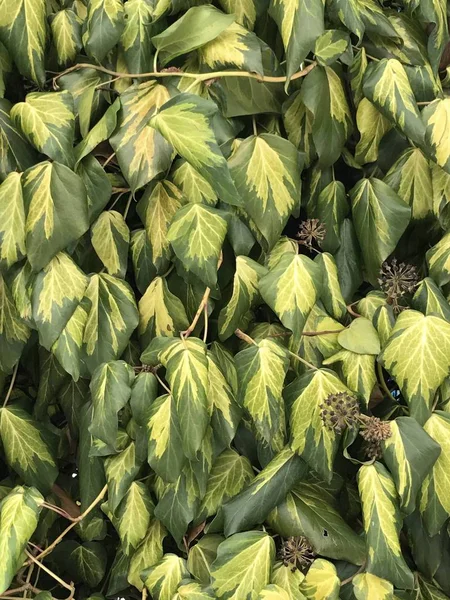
top-left (340, 562), bottom-right (366, 587)
top-left (53, 61), bottom-right (316, 89)
top-left (377, 362), bottom-right (396, 402)
top-left (25, 551), bottom-right (74, 594)
top-left (2, 363), bottom-right (19, 408)
top-left (31, 484), bottom-right (108, 564)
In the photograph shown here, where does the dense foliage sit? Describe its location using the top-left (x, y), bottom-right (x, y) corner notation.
top-left (0, 0), bottom-right (450, 598)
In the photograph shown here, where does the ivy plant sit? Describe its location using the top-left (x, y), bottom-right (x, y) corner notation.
top-left (0, 0), bottom-right (449, 599)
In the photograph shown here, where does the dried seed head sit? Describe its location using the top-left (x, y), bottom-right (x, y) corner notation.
top-left (359, 416), bottom-right (392, 459)
top-left (320, 392), bottom-right (360, 433)
top-left (296, 219), bottom-right (326, 249)
top-left (278, 536), bottom-right (315, 572)
top-left (159, 67), bottom-right (183, 73)
top-left (378, 258), bottom-right (419, 312)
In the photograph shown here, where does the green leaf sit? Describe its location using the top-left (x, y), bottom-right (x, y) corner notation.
top-left (91, 211), bottom-right (130, 278)
top-left (338, 317), bottom-right (381, 355)
top-left (268, 0), bottom-right (324, 80)
top-left (314, 30), bottom-right (350, 66)
top-left (143, 554), bottom-right (189, 599)
top-left (120, 0), bottom-right (155, 74)
top-left (300, 559), bottom-right (340, 600)
top-left (315, 253), bottom-right (346, 321)
top-left (0, 0), bottom-right (47, 86)
top-left (211, 531), bottom-right (275, 600)
top-left (259, 254), bottom-right (322, 348)
top-left (358, 462), bottom-right (415, 589)
top-left (0, 172), bottom-right (25, 270)
top-left (350, 178), bottom-right (411, 284)
top-left (282, 91), bottom-right (315, 168)
top-left (75, 99), bottom-right (120, 166)
top-left (167, 204), bottom-right (227, 288)
top-left (353, 573), bottom-right (394, 600)
top-left (11, 91), bottom-right (75, 168)
top-left (419, 412), bottom-right (450, 535)
top-left (363, 59), bottom-right (425, 145)
top-left (427, 231), bottom-right (450, 287)
top-left (150, 94), bottom-right (240, 207)
top-left (413, 277), bottom-right (450, 322)
top-left (235, 338), bottom-right (289, 443)
top-left (384, 148), bottom-right (433, 220)
top-left (76, 156), bottom-right (112, 224)
top-left (229, 134), bottom-right (303, 249)
top-left (50, 9), bottom-right (82, 66)
top-left (0, 407), bottom-right (58, 492)
top-left (271, 563), bottom-right (306, 600)
top-left (382, 417), bottom-right (441, 515)
top-left (217, 0), bottom-right (257, 29)
top-left (268, 480), bottom-right (366, 565)
top-left (187, 535), bottom-right (223, 583)
top-left (419, 0), bottom-right (449, 72)
top-left (0, 99), bottom-right (38, 180)
top-left (198, 449), bottom-right (254, 522)
top-left (78, 273), bottom-right (139, 375)
top-left (355, 99), bottom-right (392, 165)
top-left (147, 394), bottom-right (185, 483)
top-left (379, 311), bottom-right (450, 424)
top-left (300, 66), bottom-right (352, 168)
top-left (221, 446), bottom-right (307, 536)
top-left (128, 519), bottom-right (166, 591)
top-left (313, 181), bottom-right (348, 254)
top-left (170, 160), bottom-right (217, 207)
top-left (152, 5), bottom-right (234, 66)
top-left (258, 585), bottom-right (292, 600)
top-left (89, 360), bottom-right (134, 448)
top-left (111, 481), bottom-right (154, 554)
top-left (323, 349), bottom-right (376, 406)
top-left (85, 0), bottom-right (125, 62)
top-left (198, 23), bottom-right (263, 73)
top-left (32, 251), bottom-right (88, 350)
top-left (55, 541), bottom-right (107, 587)
top-left (110, 82), bottom-right (173, 192)
top-left (138, 276), bottom-right (189, 348)
top-left (334, 218), bottom-right (363, 302)
top-left (422, 99), bottom-right (450, 174)
top-left (0, 486), bottom-right (44, 595)
top-left (285, 369), bottom-right (352, 482)
top-left (23, 161), bottom-right (89, 272)
top-left (105, 440), bottom-right (142, 512)
top-left (218, 257), bottom-right (267, 341)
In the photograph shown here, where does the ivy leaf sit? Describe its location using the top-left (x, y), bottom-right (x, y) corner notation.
top-left (427, 231), bottom-right (450, 286)
top-left (358, 462), bottom-right (415, 589)
top-left (110, 82), bottom-right (173, 192)
top-left (418, 0), bottom-right (449, 72)
top-left (0, 406), bottom-right (58, 493)
top-left (23, 161), bottom-right (89, 272)
top-left (300, 66), bottom-right (352, 168)
top-left (0, 486), bottom-right (44, 595)
top-left (167, 204), bottom-right (227, 288)
top-left (187, 535), bottom-right (223, 583)
top-left (235, 338), bottom-right (289, 443)
top-left (314, 181), bottom-right (348, 254)
top-left (217, 0), bottom-right (257, 29)
top-left (363, 59), bottom-right (425, 145)
top-left (300, 559), bottom-right (340, 600)
top-left (268, 0), bottom-right (324, 81)
top-left (413, 277), bottom-right (450, 322)
top-left (218, 256), bottom-right (267, 341)
top-left (350, 178), bottom-right (411, 284)
top-left (0, 99), bottom-right (38, 179)
top-left (259, 254), bottom-right (322, 348)
top-left (221, 447), bottom-right (307, 536)
top-left (379, 311), bottom-right (450, 424)
top-left (323, 349), bottom-right (376, 407)
top-left (315, 253), bottom-right (346, 321)
top-left (54, 541), bottom-right (107, 587)
top-left (0, 172), bottom-right (26, 270)
top-left (11, 91), bottom-right (75, 168)
top-left (384, 148), bottom-right (433, 220)
top-left (258, 585), bottom-right (293, 599)
top-left (338, 317), bottom-right (380, 355)
top-left (32, 252), bottom-right (88, 350)
top-left (89, 360), bottom-right (134, 448)
top-left (420, 412), bottom-right (450, 536)
top-left (198, 23), bottom-right (263, 73)
top-left (120, 0), bottom-right (155, 74)
top-left (271, 563), bottom-right (306, 600)
top-left (314, 30), bottom-right (350, 66)
top-left (51, 9), bottom-right (82, 66)
top-left (142, 553), bottom-right (189, 599)
top-left (128, 520), bottom-right (166, 591)
top-left (268, 480), bottom-right (366, 564)
top-left (151, 5), bottom-right (234, 66)
top-left (75, 99), bottom-right (121, 166)
top-left (147, 394), bottom-right (185, 483)
top-left (355, 99), bottom-right (392, 165)
top-left (91, 211), bottom-right (130, 278)
top-left (151, 94), bottom-right (240, 207)
top-left (282, 92), bottom-right (315, 168)
top-left (211, 531), bottom-right (275, 599)
top-left (85, 0), bottom-right (125, 62)
top-left (110, 481), bottom-right (154, 554)
top-left (382, 417), bottom-right (441, 516)
top-left (0, 0), bottom-right (47, 86)
top-left (105, 440), bottom-right (142, 512)
top-left (422, 99), bottom-right (450, 174)
top-left (285, 369), bottom-right (352, 482)
top-left (170, 160), bottom-right (217, 207)
top-left (229, 134), bottom-right (303, 249)
top-left (353, 573), bottom-right (394, 600)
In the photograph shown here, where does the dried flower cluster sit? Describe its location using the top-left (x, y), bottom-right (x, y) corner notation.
top-left (378, 259), bottom-right (419, 312)
top-left (319, 392), bottom-right (360, 433)
top-left (359, 416), bottom-right (392, 459)
top-left (296, 219), bottom-right (327, 249)
top-left (279, 537), bottom-right (316, 572)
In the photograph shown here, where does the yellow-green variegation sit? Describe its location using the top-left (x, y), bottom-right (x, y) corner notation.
top-left (422, 98), bottom-right (450, 174)
top-left (300, 559), bottom-right (340, 600)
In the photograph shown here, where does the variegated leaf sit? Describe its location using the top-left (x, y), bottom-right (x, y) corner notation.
top-left (355, 99), bottom-right (392, 165)
top-left (85, 0), bottom-right (125, 62)
top-left (142, 553), bottom-right (189, 599)
top-left (0, 172), bottom-right (25, 270)
top-left (91, 211), bottom-right (130, 278)
top-left (50, 9), bottom-right (82, 66)
top-left (300, 559), bottom-right (340, 600)
top-left (198, 23), bottom-right (263, 74)
top-left (353, 573), bottom-right (394, 600)
top-left (127, 520), bottom-right (166, 591)
top-left (422, 98), bottom-right (450, 174)
top-left (0, 274), bottom-right (30, 372)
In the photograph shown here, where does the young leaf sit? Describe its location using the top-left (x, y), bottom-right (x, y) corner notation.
top-left (353, 573), bottom-right (394, 600)
top-left (338, 317), bottom-right (380, 355)
top-left (229, 134), bottom-right (303, 249)
top-left (300, 559), bottom-right (340, 600)
top-left (211, 531), bottom-right (275, 599)
top-left (142, 553), bottom-right (189, 599)
top-left (314, 30), bottom-right (350, 66)
top-left (379, 311), bottom-right (450, 424)
top-left (358, 462), bottom-right (415, 589)
top-left (91, 211), bottom-right (130, 278)
top-left (150, 94), bottom-right (240, 207)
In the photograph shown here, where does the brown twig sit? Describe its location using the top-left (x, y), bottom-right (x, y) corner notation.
top-left (302, 329), bottom-right (345, 336)
top-left (25, 551), bottom-right (74, 593)
top-left (53, 62), bottom-right (317, 90)
top-left (340, 562), bottom-right (366, 586)
top-left (2, 363), bottom-right (19, 408)
top-left (347, 301), bottom-right (361, 318)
